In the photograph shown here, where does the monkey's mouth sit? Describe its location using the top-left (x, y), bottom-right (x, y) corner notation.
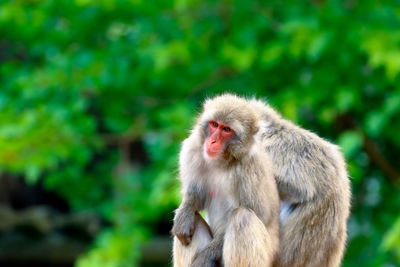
top-left (206, 149), bottom-right (219, 157)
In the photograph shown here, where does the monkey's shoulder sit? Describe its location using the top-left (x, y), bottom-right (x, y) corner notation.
top-left (264, 123), bottom-right (342, 162)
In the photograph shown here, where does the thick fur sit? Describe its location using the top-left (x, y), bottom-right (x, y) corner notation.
top-left (223, 207), bottom-right (276, 266)
top-left (172, 95), bottom-right (280, 267)
top-left (249, 97), bottom-right (351, 267)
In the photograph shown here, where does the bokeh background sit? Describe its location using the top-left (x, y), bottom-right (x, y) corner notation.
top-left (1, 0), bottom-right (400, 266)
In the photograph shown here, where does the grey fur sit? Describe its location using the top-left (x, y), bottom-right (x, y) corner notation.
top-left (250, 97), bottom-right (351, 267)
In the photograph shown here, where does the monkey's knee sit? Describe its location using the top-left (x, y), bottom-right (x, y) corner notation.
top-left (223, 208), bottom-right (277, 267)
top-left (173, 213), bottom-right (212, 267)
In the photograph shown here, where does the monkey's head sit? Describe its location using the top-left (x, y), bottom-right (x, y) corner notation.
top-left (199, 94), bottom-right (259, 161)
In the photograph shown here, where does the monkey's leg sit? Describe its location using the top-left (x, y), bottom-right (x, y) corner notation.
top-left (223, 207), bottom-right (277, 267)
top-left (173, 212), bottom-right (213, 267)
top-left (274, 200), bottom-right (347, 267)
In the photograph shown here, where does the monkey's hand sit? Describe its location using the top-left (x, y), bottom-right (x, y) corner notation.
top-left (191, 255), bottom-right (219, 267)
top-left (191, 239), bottom-right (222, 267)
top-left (172, 208), bottom-right (196, 246)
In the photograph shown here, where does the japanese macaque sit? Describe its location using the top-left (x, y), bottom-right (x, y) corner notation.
top-left (172, 95), bottom-right (280, 267)
top-left (172, 94), bottom-right (351, 267)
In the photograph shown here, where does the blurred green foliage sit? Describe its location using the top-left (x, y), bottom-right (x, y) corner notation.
top-left (1, 0), bottom-right (400, 266)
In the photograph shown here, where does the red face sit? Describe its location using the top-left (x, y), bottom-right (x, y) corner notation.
top-left (205, 120), bottom-right (235, 157)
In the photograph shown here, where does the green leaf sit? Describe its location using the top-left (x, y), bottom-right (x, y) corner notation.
top-left (365, 111), bottom-right (387, 137)
top-left (337, 131), bottom-right (363, 158)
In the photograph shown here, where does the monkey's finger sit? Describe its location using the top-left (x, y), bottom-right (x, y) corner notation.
top-left (177, 234), bottom-right (192, 246)
top-left (183, 235), bottom-right (192, 245)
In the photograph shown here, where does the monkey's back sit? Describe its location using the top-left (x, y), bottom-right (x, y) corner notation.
top-left (252, 100), bottom-right (351, 267)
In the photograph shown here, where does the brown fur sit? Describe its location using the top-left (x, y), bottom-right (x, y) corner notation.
top-left (172, 95), bottom-right (280, 267)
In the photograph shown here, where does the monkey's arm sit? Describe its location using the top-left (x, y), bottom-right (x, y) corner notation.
top-left (237, 168), bottom-right (278, 229)
top-left (172, 184), bottom-right (207, 246)
top-left (173, 135), bottom-right (209, 246)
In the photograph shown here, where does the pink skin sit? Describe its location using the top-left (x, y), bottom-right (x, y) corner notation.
top-left (205, 120), bottom-right (234, 157)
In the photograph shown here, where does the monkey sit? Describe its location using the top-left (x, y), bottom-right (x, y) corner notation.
top-left (172, 94), bottom-right (351, 267)
top-left (247, 96), bottom-right (351, 267)
top-left (171, 95), bottom-right (280, 267)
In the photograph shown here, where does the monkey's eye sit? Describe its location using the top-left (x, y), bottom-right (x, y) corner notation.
top-left (223, 126), bottom-right (231, 133)
top-left (210, 121), bottom-right (218, 128)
